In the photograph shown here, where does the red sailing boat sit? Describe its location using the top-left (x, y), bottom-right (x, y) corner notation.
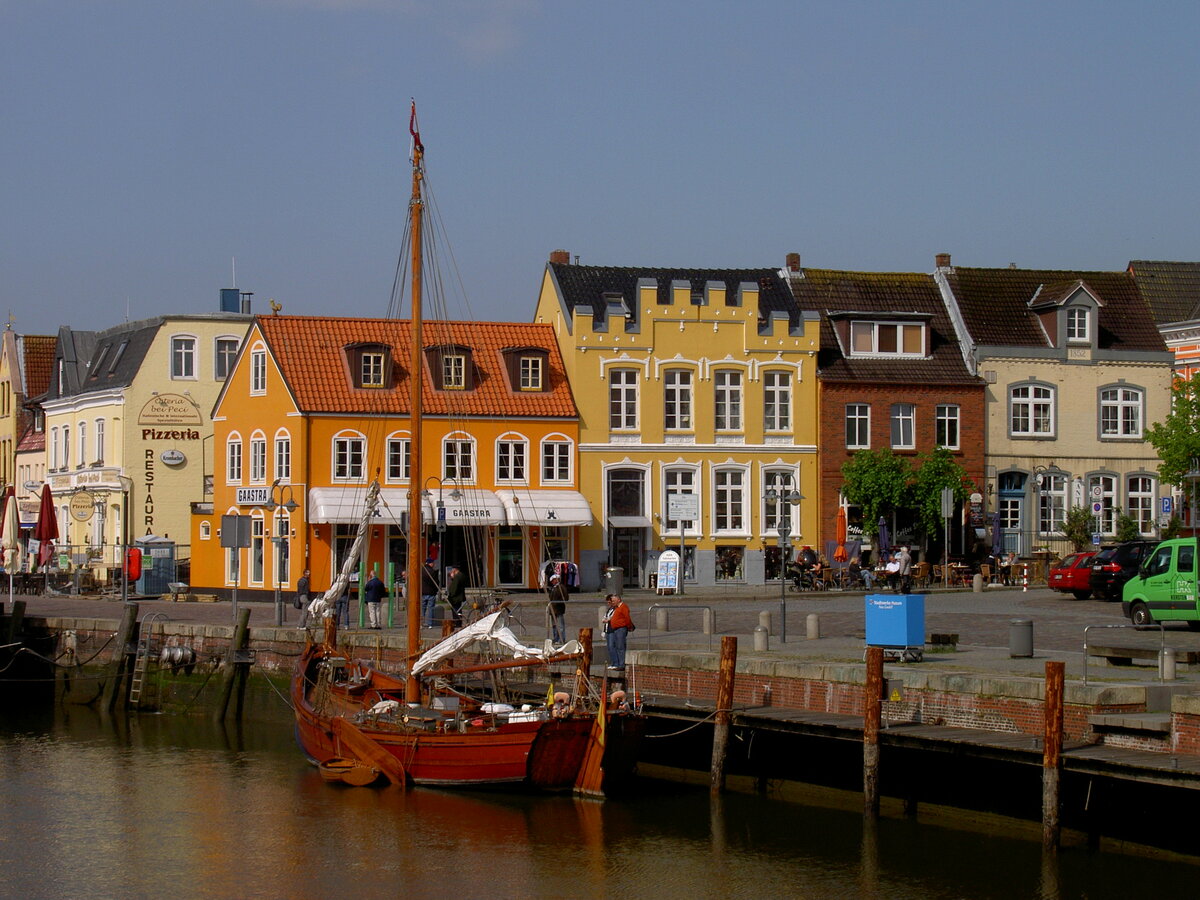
top-left (291, 106), bottom-right (642, 793)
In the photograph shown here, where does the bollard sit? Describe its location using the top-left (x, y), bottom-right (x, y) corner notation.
top-left (1160, 647), bottom-right (1177, 681)
top-left (753, 624), bottom-right (768, 651)
top-left (703, 608), bottom-right (714, 635)
top-left (1010, 619), bottom-right (1034, 658)
top-left (655, 607), bottom-right (669, 632)
top-left (972, 573), bottom-right (983, 593)
top-left (1022, 563), bottom-right (1029, 593)
top-left (758, 610), bottom-right (772, 635)
top-left (806, 613), bottom-right (820, 640)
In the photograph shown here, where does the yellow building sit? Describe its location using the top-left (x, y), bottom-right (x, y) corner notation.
top-left (193, 315), bottom-right (586, 599)
top-left (36, 311), bottom-right (251, 584)
top-left (534, 252), bottom-right (820, 590)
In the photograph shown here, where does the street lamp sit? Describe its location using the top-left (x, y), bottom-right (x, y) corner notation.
top-left (765, 485), bottom-right (803, 643)
top-left (423, 476), bottom-right (462, 608)
top-left (1032, 463), bottom-right (1065, 552)
top-left (263, 479), bottom-right (298, 627)
top-left (116, 475), bottom-right (133, 604)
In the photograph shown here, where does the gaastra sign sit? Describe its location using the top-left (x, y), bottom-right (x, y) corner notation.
top-left (139, 393), bottom-right (202, 427)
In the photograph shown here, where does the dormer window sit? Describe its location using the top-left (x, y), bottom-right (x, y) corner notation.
top-left (1066, 307), bottom-right (1089, 343)
top-left (520, 357), bottom-right (542, 390)
top-left (346, 343), bottom-right (391, 389)
top-left (850, 321), bottom-right (924, 357)
top-left (501, 346), bottom-right (548, 392)
top-left (443, 353), bottom-right (466, 389)
top-left (426, 344), bottom-right (474, 391)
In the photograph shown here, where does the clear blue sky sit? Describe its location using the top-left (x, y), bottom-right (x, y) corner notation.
top-left (4, 1), bottom-right (1199, 334)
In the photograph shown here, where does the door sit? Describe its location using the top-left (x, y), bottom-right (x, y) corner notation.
top-left (613, 529), bottom-right (642, 587)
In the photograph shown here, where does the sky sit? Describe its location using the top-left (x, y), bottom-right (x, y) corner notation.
top-left (4, 0), bottom-right (1200, 335)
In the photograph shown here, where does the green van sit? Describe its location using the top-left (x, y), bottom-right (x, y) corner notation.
top-left (1121, 538), bottom-right (1200, 628)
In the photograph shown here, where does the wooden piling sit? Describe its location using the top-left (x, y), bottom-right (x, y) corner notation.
top-left (710, 635), bottom-right (738, 794)
top-left (101, 603), bottom-right (138, 712)
top-left (576, 627), bottom-right (593, 704)
top-left (1043, 660), bottom-right (1064, 850)
top-left (215, 607), bottom-right (252, 722)
top-left (863, 646), bottom-right (883, 817)
top-left (4, 599), bottom-right (25, 643)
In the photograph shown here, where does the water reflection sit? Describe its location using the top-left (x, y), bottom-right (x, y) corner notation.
top-left (0, 689), bottom-right (1196, 899)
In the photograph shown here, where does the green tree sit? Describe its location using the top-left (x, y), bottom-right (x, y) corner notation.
top-left (1146, 372), bottom-right (1200, 500)
top-left (840, 449), bottom-right (911, 537)
top-left (1063, 506), bottom-right (1093, 551)
top-left (911, 446), bottom-right (974, 538)
top-left (1114, 510), bottom-right (1141, 543)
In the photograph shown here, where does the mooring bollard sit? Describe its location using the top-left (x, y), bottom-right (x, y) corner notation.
top-left (1022, 563), bottom-right (1029, 593)
top-left (753, 624), bottom-right (768, 651)
top-left (758, 610), bottom-right (772, 635)
top-left (806, 613), bottom-right (820, 640)
top-left (972, 574), bottom-right (983, 593)
top-left (655, 607), bottom-right (669, 632)
top-left (703, 608), bottom-right (714, 635)
top-left (1160, 647), bottom-right (1177, 681)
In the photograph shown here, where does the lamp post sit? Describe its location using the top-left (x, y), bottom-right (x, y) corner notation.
top-left (423, 476), bottom-right (462, 600)
top-left (766, 486), bottom-right (803, 643)
top-left (1033, 463), bottom-right (1064, 583)
top-left (263, 479), bottom-right (298, 627)
top-left (116, 475), bottom-right (133, 604)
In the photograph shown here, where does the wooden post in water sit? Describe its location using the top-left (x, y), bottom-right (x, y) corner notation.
top-left (102, 603), bottom-right (139, 712)
top-left (215, 607), bottom-right (252, 722)
top-left (4, 599), bottom-right (25, 644)
top-left (864, 646), bottom-right (883, 817)
top-left (575, 627), bottom-right (593, 704)
top-left (1043, 660), bottom-right (1064, 850)
top-left (710, 635), bottom-right (738, 795)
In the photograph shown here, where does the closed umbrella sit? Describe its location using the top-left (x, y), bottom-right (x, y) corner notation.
top-left (833, 506), bottom-right (848, 562)
top-left (876, 516), bottom-right (890, 559)
top-left (34, 483), bottom-right (57, 569)
top-left (991, 510), bottom-right (1003, 556)
top-left (1, 488), bottom-right (20, 604)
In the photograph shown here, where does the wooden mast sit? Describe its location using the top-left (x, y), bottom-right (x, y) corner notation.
top-left (405, 112), bottom-right (426, 704)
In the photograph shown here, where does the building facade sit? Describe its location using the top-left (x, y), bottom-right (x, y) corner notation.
top-left (535, 252), bottom-right (821, 590)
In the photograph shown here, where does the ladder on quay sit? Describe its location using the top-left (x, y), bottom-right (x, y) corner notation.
top-left (128, 612), bottom-right (168, 708)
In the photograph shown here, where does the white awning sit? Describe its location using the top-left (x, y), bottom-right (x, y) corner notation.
top-left (608, 515), bottom-right (651, 529)
top-left (495, 490), bottom-right (594, 527)
top-left (308, 488), bottom-right (428, 525)
top-left (435, 488), bottom-right (507, 526)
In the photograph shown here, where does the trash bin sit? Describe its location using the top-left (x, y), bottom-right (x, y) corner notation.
top-left (1009, 619), bottom-right (1033, 658)
top-left (603, 567), bottom-right (623, 597)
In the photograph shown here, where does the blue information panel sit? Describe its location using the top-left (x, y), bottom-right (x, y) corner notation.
top-left (865, 593), bottom-right (925, 649)
top-left (656, 550), bottom-right (679, 593)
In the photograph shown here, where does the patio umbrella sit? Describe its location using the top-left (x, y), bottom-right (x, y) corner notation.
top-left (876, 516), bottom-right (890, 558)
top-left (833, 506), bottom-right (848, 562)
top-left (991, 510), bottom-right (1003, 556)
top-left (34, 483), bottom-right (57, 569)
top-left (1, 488), bottom-right (20, 604)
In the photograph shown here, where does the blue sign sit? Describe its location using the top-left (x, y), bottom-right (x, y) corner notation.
top-left (1162, 496), bottom-right (1173, 515)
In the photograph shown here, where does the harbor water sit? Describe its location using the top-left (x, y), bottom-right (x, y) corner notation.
top-left (1, 681), bottom-right (1196, 899)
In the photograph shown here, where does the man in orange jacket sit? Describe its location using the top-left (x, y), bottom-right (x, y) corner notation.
top-left (603, 593), bottom-right (635, 671)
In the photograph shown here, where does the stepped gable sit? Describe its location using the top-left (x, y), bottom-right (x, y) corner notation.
top-left (945, 266), bottom-right (1165, 352)
top-left (549, 262), bottom-right (796, 328)
top-left (257, 316), bottom-right (577, 418)
top-left (788, 268), bottom-right (975, 384)
top-left (1128, 260), bottom-right (1200, 325)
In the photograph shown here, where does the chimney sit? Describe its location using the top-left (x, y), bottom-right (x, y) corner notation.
top-left (240, 291), bottom-right (253, 314)
top-left (935, 253), bottom-right (952, 269)
top-left (785, 252), bottom-right (801, 272)
top-left (549, 249), bottom-right (570, 265)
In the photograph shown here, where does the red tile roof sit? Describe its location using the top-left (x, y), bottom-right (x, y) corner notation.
top-left (256, 316), bottom-right (578, 418)
top-left (21, 334), bottom-right (56, 398)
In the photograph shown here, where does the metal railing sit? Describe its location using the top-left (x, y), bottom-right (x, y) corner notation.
top-left (1082, 622), bottom-right (1167, 686)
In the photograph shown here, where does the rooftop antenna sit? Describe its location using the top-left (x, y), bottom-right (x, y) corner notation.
top-left (232, 256), bottom-right (237, 288)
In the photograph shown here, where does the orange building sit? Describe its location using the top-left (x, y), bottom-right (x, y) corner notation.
top-left (191, 315), bottom-right (587, 600)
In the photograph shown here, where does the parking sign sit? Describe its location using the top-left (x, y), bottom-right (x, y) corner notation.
top-left (1162, 496), bottom-right (1173, 515)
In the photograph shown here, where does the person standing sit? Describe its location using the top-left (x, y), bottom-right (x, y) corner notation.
top-left (295, 569), bottom-right (312, 627)
top-left (602, 593), bottom-right (635, 671)
top-left (420, 560), bottom-right (440, 628)
top-left (445, 563), bottom-right (467, 627)
top-left (547, 573), bottom-right (569, 643)
top-left (363, 568), bottom-right (387, 629)
top-left (897, 546), bottom-right (913, 594)
top-left (335, 578), bottom-right (351, 628)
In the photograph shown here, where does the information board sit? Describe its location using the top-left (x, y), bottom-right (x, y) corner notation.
top-left (656, 549), bottom-right (680, 594)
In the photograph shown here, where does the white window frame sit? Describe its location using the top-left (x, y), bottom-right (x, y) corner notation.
top-left (77, 421), bottom-right (87, 468)
top-left (1089, 473), bottom-right (1118, 535)
top-left (332, 433), bottom-right (366, 482)
top-left (935, 404), bottom-right (960, 449)
top-left (609, 368), bottom-right (638, 430)
top-left (1066, 307), bottom-right (1090, 343)
top-left (712, 466), bottom-right (747, 534)
top-left (763, 371), bottom-right (791, 431)
top-left (663, 466), bottom-right (700, 534)
top-left (664, 368), bottom-right (694, 431)
top-left (496, 435), bottom-right (528, 484)
top-left (1128, 475), bottom-right (1155, 535)
top-left (890, 403), bottom-right (916, 450)
top-left (50, 426), bottom-right (58, 470)
top-left (849, 321), bottom-right (925, 357)
top-left (94, 418), bottom-right (105, 465)
top-left (846, 404), bottom-right (870, 449)
top-left (1037, 472), bottom-right (1067, 536)
top-left (1100, 386), bottom-right (1143, 438)
top-left (249, 433), bottom-right (267, 484)
top-left (442, 354), bottom-right (466, 390)
top-left (519, 357), bottom-right (542, 391)
top-left (171, 335), bottom-right (198, 380)
top-left (250, 514), bottom-right (265, 585)
top-left (274, 430), bottom-right (291, 482)
top-left (250, 346), bottom-right (267, 395)
top-left (226, 434), bottom-right (243, 484)
top-left (540, 437), bottom-right (572, 484)
top-left (62, 424), bottom-right (70, 470)
top-left (1010, 383), bottom-right (1055, 437)
top-left (443, 435), bottom-right (475, 482)
top-left (214, 336), bottom-right (240, 380)
top-left (386, 434), bottom-right (411, 483)
top-left (762, 468), bottom-right (799, 534)
top-left (714, 370), bottom-right (743, 431)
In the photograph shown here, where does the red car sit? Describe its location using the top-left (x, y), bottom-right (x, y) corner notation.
top-left (1048, 551), bottom-right (1098, 600)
